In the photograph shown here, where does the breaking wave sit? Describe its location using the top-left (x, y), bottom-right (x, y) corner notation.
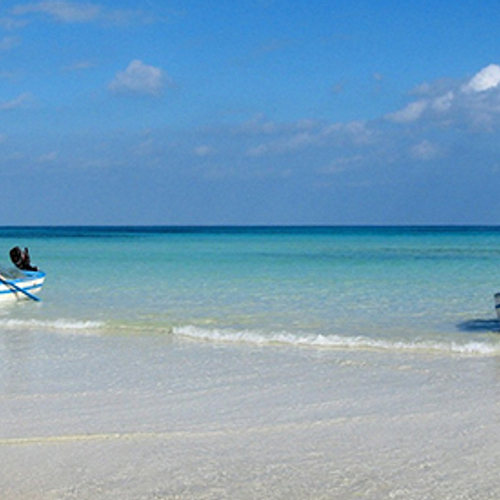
top-left (0, 318), bottom-right (104, 334)
top-left (173, 325), bottom-right (500, 356)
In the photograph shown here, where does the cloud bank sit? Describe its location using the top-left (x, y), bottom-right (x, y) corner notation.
top-left (386, 64), bottom-right (500, 130)
top-left (3, 56), bottom-right (500, 224)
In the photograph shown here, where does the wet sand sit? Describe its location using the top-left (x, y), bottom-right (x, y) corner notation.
top-left (2, 331), bottom-right (500, 499)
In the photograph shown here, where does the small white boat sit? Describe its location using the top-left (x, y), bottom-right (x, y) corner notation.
top-left (0, 268), bottom-right (46, 302)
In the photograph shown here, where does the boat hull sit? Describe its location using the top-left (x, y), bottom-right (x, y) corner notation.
top-left (0, 271), bottom-right (45, 301)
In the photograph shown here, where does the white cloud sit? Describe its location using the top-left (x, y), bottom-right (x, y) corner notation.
top-left (319, 155), bottom-right (364, 175)
top-left (245, 130), bottom-right (316, 158)
top-left (13, 1), bottom-right (102, 23)
top-left (386, 100), bottom-right (427, 123)
top-left (464, 64), bottom-right (500, 93)
top-left (246, 144), bottom-right (269, 157)
top-left (0, 16), bottom-right (28, 29)
top-left (109, 60), bottom-right (166, 96)
top-left (195, 145), bottom-right (215, 157)
top-left (63, 60), bottom-right (95, 72)
top-left (431, 91), bottom-right (454, 112)
top-left (240, 114), bottom-right (279, 135)
top-left (37, 151), bottom-right (58, 162)
top-left (321, 120), bottom-right (375, 145)
top-left (244, 119), bottom-right (375, 159)
top-left (0, 92), bottom-right (34, 110)
top-left (11, 1), bottom-right (156, 26)
top-left (0, 36), bottom-right (20, 51)
top-left (410, 140), bottom-right (442, 161)
top-left (385, 64), bottom-right (500, 130)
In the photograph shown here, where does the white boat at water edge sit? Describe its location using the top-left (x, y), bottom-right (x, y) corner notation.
top-left (0, 268), bottom-right (46, 302)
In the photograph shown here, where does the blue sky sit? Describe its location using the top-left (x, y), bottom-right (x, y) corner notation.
top-left (1, 0), bottom-right (500, 225)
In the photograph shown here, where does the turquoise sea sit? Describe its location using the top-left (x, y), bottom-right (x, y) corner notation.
top-left (2, 226), bottom-right (500, 499)
top-left (1, 226), bottom-right (500, 351)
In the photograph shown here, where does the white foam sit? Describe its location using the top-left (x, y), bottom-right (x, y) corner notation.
top-left (173, 325), bottom-right (500, 356)
top-left (0, 318), bottom-right (104, 333)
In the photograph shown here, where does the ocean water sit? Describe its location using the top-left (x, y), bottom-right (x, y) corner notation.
top-left (1, 226), bottom-right (499, 352)
top-left (2, 226), bottom-right (500, 499)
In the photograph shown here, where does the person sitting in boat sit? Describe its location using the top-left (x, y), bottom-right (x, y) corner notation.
top-left (9, 246), bottom-right (38, 272)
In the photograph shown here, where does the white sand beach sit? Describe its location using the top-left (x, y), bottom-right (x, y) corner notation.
top-left (2, 331), bottom-right (500, 499)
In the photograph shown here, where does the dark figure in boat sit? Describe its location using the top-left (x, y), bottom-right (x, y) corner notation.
top-left (9, 246), bottom-right (38, 272)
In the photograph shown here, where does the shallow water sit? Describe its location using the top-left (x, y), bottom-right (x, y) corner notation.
top-left (1, 226), bottom-right (500, 350)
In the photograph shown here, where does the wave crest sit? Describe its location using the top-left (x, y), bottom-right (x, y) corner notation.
top-left (0, 318), bottom-right (104, 333)
top-left (173, 325), bottom-right (500, 356)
